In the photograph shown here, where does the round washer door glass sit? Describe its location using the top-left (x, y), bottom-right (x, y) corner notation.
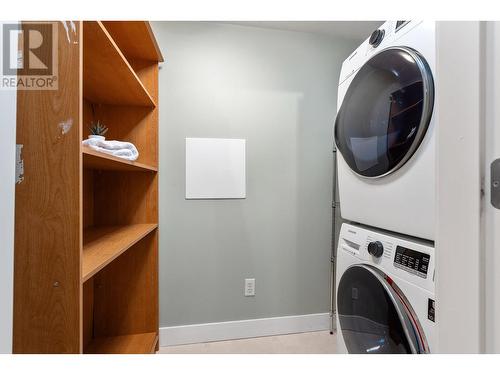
top-left (334, 47), bottom-right (434, 178)
top-left (337, 265), bottom-right (420, 354)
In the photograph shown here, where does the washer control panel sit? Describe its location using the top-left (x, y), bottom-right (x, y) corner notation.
top-left (394, 245), bottom-right (430, 279)
top-left (338, 223), bottom-right (435, 292)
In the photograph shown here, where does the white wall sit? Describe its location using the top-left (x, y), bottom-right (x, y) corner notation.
top-left (0, 22), bottom-right (17, 354)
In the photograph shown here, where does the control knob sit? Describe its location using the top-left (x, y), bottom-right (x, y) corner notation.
top-left (369, 29), bottom-right (385, 47)
top-left (368, 241), bottom-right (384, 258)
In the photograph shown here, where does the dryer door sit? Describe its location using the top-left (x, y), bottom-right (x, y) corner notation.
top-left (337, 264), bottom-right (426, 354)
top-left (334, 47), bottom-right (434, 178)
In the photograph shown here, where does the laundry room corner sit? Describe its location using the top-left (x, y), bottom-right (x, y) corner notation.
top-left (151, 21), bottom-right (364, 345)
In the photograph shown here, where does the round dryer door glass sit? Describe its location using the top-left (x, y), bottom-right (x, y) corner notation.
top-left (334, 47), bottom-right (434, 178)
top-left (337, 265), bottom-right (421, 354)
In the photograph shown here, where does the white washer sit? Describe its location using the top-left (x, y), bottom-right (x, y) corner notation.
top-left (335, 21), bottom-right (436, 240)
top-left (335, 223), bottom-right (436, 354)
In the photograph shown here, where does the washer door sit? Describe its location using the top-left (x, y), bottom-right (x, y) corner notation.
top-left (334, 47), bottom-right (434, 178)
top-left (337, 264), bottom-right (425, 354)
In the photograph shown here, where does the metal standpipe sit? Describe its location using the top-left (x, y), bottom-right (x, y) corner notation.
top-left (330, 145), bottom-right (341, 334)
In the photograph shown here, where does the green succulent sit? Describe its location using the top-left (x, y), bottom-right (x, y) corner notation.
top-left (89, 120), bottom-right (108, 136)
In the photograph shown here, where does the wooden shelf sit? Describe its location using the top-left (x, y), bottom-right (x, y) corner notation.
top-left (85, 332), bottom-right (158, 354)
top-left (83, 224), bottom-right (158, 282)
top-left (83, 21), bottom-right (156, 107)
top-left (101, 21), bottom-right (164, 62)
top-left (14, 21), bottom-right (160, 354)
top-left (83, 147), bottom-right (157, 172)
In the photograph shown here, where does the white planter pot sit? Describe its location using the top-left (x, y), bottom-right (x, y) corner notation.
top-left (88, 135), bottom-right (105, 141)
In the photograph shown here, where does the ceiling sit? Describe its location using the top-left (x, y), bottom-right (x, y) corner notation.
top-left (226, 21), bottom-right (384, 42)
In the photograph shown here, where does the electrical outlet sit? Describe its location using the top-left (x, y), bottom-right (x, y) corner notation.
top-left (244, 278), bottom-right (255, 297)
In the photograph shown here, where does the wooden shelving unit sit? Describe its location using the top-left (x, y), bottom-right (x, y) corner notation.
top-left (83, 21), bottom-right (156, 107)
top-left (102, 21), bottom-right (164, 62)
top-left (83, 147), bottom-right (158, 172)
top-left (14, 21), bottom-right (163, 354)
top-left (84, 332), bottom-right (158, 354)
top-left (83, 224), bottom-right (158, 282)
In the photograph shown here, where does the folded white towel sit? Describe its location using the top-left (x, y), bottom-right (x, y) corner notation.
top-left (82, 138), bottom-right (139, 161)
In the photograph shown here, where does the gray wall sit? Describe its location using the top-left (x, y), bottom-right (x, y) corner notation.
top-left (152, 22), bottom-right (357, 327)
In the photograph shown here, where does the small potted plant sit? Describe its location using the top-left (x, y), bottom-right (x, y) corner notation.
top-left (88, 120), bottom-right (108, 141)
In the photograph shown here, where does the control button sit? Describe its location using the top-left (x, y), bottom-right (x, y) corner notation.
top-left (368, 241), bottom-right (384, 258)
top-left (369, 29), bottom-right (385, 47)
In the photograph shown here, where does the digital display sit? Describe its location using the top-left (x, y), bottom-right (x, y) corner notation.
top-left (394, 245), bottom-right (430, 279)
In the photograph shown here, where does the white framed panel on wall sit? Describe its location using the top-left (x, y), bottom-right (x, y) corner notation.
top-left (186, 138), bottom-right (246, 199)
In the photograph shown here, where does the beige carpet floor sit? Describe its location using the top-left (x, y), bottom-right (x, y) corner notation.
top-left (158, 330), bottom-right (338, 354)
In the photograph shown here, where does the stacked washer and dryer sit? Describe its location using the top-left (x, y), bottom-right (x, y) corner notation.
top-left (334, 21), bottom-right (437, 354)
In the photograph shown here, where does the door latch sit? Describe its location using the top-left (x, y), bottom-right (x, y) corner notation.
top-left (491, 158), bottom-right (500, 209)
top-left (16, 144), bottom-right (24, 184)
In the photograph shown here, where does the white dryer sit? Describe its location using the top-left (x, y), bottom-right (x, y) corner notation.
top-left (335, 223), bottom-right (436, 354)
top-left (335, 21), bottom-right (436, 240)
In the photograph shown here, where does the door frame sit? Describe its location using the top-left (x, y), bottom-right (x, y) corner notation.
top-left (483, 21), bottom-right (500, 353)
top-left (434, 21), bottom-right (498, 353)
top-left (0, 21), bottom-right (18, 354)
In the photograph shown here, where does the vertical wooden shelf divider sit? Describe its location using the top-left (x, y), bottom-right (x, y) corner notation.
top-left (13, 21), bottom-right (163, 354)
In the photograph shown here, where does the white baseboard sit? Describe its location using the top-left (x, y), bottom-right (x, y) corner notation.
top-left (159, 313), bottom-right (331, 347)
